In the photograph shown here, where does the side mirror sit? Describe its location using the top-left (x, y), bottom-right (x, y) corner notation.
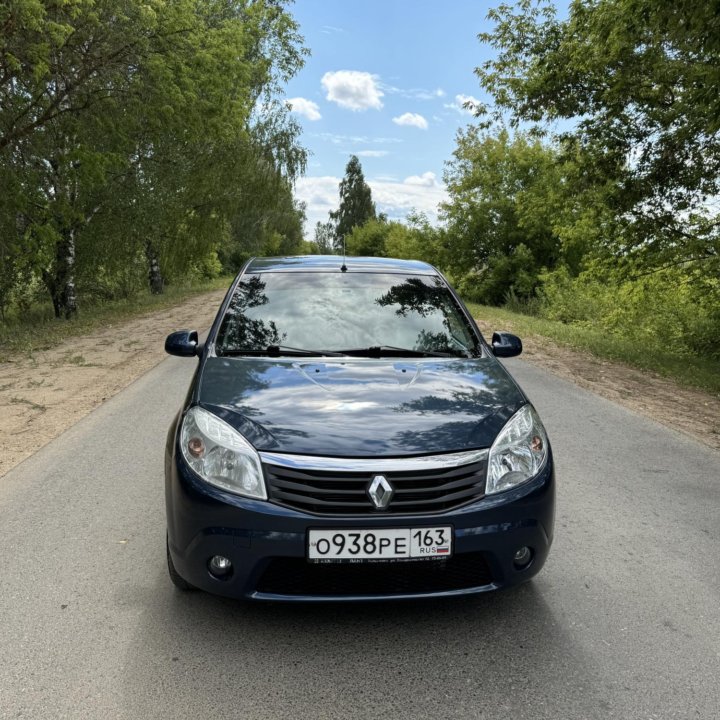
top-left (491, 331), bottom-right (522, 358)
top-left (165, 330), bottom-right (200, 357)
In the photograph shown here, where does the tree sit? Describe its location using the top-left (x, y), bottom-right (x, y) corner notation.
top-left (222, 137), bottom-right (307, 270)
top-left (385, 211), bottom-right (444, 267)
top-left (330, 155), bottom-right (376, 251)
top-left (344, 219), bottom-right (390, 257)
top-left (344, 212), bottom-right (444, 265)
top-left (474, 0), bottom-right (720, 275)
top-left (0, 0), bottom-right (307, 317)
top-left (312, 221), bottom-right (335, 254)
top-left (441, 129), bottom-right (567, 304)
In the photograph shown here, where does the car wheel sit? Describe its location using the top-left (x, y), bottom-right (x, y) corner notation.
top-left (166, 535), bottom-right (195, 591)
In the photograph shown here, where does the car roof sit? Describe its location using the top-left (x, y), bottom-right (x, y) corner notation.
top-left (245, 255), bottom-right (438, 275)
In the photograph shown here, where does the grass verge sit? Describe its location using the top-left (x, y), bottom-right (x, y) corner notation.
top-left (466, 301), bottom-right (720, 396)
top-left (0, 277), bottom-right (232, 362)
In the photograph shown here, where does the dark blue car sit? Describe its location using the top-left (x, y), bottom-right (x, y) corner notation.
top-left (164, 256), bottom-right (555, 601)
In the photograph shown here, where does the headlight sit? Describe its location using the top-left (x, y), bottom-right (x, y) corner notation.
top-left (180, 406), bottom-right (267, 500)
top-left (486, 404), bottom-right (548, 494)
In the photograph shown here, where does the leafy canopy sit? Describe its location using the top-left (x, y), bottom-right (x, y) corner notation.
top-left (475, 0), bottom-right (720, 272)
top-left (0, 0), bottom-right (308, 317)
top-left (441, 129), bottom-right (570, 304)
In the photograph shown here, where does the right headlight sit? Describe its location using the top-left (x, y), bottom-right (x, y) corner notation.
top-left (180, 406), bottom-right (267, 500)
top-left (486, 404), bottom-right (549, 494)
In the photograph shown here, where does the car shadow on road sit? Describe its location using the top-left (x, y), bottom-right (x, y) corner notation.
top-left (118, 574), bottom-right (606, 719)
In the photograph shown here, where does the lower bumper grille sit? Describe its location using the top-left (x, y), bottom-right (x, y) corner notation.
top-left (255, 552), bottom-right (494, 596)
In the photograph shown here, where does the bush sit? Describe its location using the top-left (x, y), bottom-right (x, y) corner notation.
top-left (188, 250), bottom-right (223, 281)
top-left (453, 244), bottom-right (543, 306)
top-left (504, 287), bottom-right (542, 316)
top-left (537, 263), bottom-right (720, 359)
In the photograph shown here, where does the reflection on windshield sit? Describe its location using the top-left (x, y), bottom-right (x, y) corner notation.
top-left (216, 276), bottom-right (286, 351)
top-left (376, 276), bottom-right (450, 317)
top-left (215, 272), bottom-right (479, 357)
top-left (375, 277), bottom-right (475, 355)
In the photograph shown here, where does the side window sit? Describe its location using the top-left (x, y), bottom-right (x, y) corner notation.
top-left (445, 308), bottom-right (474, 349)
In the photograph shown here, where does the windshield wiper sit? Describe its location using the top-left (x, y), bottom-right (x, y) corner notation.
top-left (218, 345), bottom-right (348, 358)
top-left (336, 345), bottom-right (461, 358)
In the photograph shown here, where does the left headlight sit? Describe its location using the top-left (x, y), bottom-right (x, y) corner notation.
top-left (486, 404), bottom-right (549, 494)
top-left (180, 406), bottom-right (267, 500)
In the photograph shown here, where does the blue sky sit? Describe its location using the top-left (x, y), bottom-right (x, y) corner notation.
top-left (284, 0), bottom-right (502, 236)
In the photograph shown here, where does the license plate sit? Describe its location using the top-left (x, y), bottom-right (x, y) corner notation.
top-left (307, 527), bottom-right (453, 563)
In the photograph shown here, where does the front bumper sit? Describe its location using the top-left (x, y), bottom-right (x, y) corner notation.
top-left (165, 447), bottom-right (555, 602)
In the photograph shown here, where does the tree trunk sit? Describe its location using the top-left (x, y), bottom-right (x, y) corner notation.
top-left (45, 228), bottom-right (78, 319)
top-left (145, 241), bottom-right (164, 294)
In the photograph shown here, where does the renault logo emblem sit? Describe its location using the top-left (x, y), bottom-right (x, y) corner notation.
top-left (367, 475), bottom-right (394, 510)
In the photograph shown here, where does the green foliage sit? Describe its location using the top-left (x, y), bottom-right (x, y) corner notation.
top-left (0, 0), bottom-right (307, 319)
top-left (441, 129), bottom-right (573, 303)
top-left (189, 251), bottom-right (224, 283)
top-left (455, 244), bottom-right (540, 305)
top-left (224, 174), bottom-right (306, 269)
top-left (426, 0), bottom-right (718, 371)
top-left (345, 219), bottom-right (391, 257)
top-left (400, 0), bottom-right (720, 373)
top-left (438, 121), bottom-right (720, 364)
top-left (475, 0), bottom-right (720, 276)
top-left (330, 155), bottom-right (376, 250)
top-left (386, 212), bottom-right (443, 266)
top-left (344, 212), bottom-right (444, 268)
top-left (539, 263), bottom-right (720, 359)
top-left (311, 221), bottom-right (335, 254)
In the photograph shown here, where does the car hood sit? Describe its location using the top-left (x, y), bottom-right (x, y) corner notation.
top-left (197, 356), bottom-right (526, 457)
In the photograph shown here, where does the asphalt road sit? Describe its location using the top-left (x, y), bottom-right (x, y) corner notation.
top-left (1, 354), bottom-right (718, 720)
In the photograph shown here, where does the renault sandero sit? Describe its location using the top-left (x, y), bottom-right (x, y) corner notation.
top-left (164, 256), bottom-right (555, 601)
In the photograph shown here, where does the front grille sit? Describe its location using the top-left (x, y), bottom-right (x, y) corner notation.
top-left (255, 553), bottom-right (494, 596)
top-left (264, 460), bottom-right (486, 515)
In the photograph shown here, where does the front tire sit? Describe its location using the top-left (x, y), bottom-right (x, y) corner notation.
top-left (167, 535), bottom-right (195, 591)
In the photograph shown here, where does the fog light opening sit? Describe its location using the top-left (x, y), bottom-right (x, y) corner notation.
top-left (513, 546), bottom-right (533, 570)
top-left (208, 555), bottom-right (233, 580)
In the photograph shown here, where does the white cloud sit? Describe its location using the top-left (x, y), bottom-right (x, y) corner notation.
top-left (456, 93), bottom-right (480, 107)
top-left (295, 176), bottom-right (341, 233)
top-left (404, 171), bottom-right (437, 187)
top-left (413, 87), bottom-right (445, 100)
top-left (392, 112), bottom-right (429, 130)
top-left (320, 25), bottom-right (344, 34)
top-left (381, 84), bottom-right (446, 101)
top-left (445, 93), bottom-right (481, 115)
top-left (353, 150), bottom-right (390, 158)
top-left (296, 173), bottom-right (447, 237)
top-left (312, 132), bottom-right (402, 145)
top-left (371, 174), bottom-right (447, 223)
top-left (286, 97), bottom-right (322, 121)
top-left (321, 71), bottom-right (384, 111)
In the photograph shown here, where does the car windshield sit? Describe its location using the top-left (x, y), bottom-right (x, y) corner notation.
top-left (215, 272), bottom-right (480, 358)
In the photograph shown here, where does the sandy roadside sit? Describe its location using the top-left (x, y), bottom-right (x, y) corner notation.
top-left (0, 290), bottom-right (226, 478)
top-left (1, 294), bottom-right (717, 479)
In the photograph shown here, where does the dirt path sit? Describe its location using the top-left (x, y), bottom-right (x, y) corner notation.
top-left (1, 295), bottom-right (717, 479)
top-left (0, 290), bottom-right (226, 477)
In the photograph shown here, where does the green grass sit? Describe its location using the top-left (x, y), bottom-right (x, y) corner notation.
top-left (466, 301), bottom-right (720, 396)
top-left (0, 276), bottom-right (233, 362)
